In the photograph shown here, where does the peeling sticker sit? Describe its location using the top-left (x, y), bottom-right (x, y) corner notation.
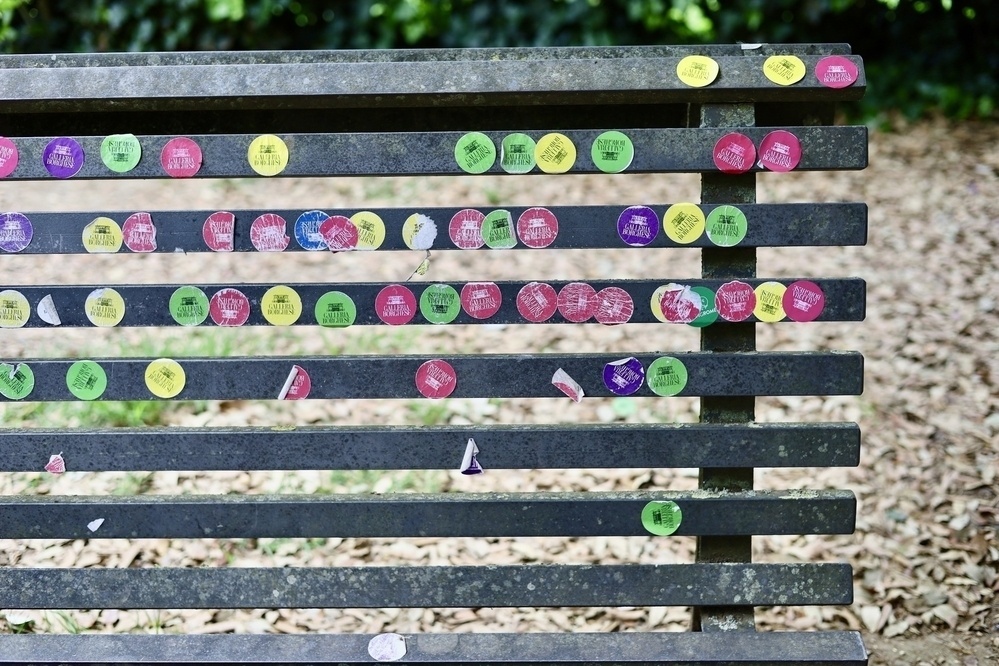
top-left (86, 518), bottom-right (105, 533)
top-left (251, 213), bottom-right (291, 252)
top-left (37, 294), bottom-right (61, 326)
top-left (687, 286), bottom-right (719, 328)
top-left (43, 137), bottom-right (85, 178)
top-left (516, 282), bottom-right (558, 323)
top-left (758, 130), bottom-right (802, 172)
top-left (591, 130), bottom-right (634, 174)
top-left (603, 357), bottom-right (645, 396)
top-left (663, 203), bottom-right (706, 244)
top-left (516, 207), bottom-right (558, 248)
top-left (85, 288), bottom-right (126, 327)
top-left (0, 137), bottom-right (19, 178)
top-left (594, 287), bottom-right (634, 325)
top-left (416, 359), bottom-right (457, 399)
top-left (202, 211), bottom-right (236, 252)
top-left (616, 206), bottom-right (659, 247)
top-left (557, 282), bottom-right (597, 323)
top-left (350, 211), bottom-right (385, 250)
top-left (460, 282), bottom-right (502, 320)
top-left (715, 280), bottom-right (757, 322)
top-left (83, 217), bottom-right (123, 253)
top-left (641, 500), bottom-right (682, 536)
top-left (314, 291), bottom-right (357, 328)
top-left (754, 281), bottom-right (787, 322)
top-left (500, 133), bottom-right (536, 174)
top-left (455, 132), bottom-right (496, 174)
top-left (261, 285), bottom-right (302, 326)
top-left (0, 212), bottom-right (33, 253)
top-left (170, 286), bottom-right (209, 327)
top-left (319, 215), bottom-right (358, 252)
top-left (144, 358), bottom-right (186, 399)
top-left (247, 134), bottom-right (288, 177)
top-left (278, 364), bottom-right (311, 400)
top-left (294, 210), bottom-right (330, 251)
top-left (815, 56), bottom-right (859, 89)
top-left (676, 55), bottom-right (719, 87)
top-left (44, 453), bottom-right (66, 475)
top-left (209, 288), bottom-right (251, 327)
top-left (407, 250), bottom-right (432, 281)
top-left (783, 280), bottom-right (826, 322)
top-left (160, 137), bottom-right (202, 178)
top-left (403, 213), bottom-right (438, 250)
top-left (368, 633), bottom-right (407, 662)
top-left (552, 368), bottom-right (584, 402)
top-left (375, 284), bottom-right (417, 326)
top-left (460, 438), bottom-right (483, 475)
top-left (66, 360), bottom-right (108, 401)
top-left (647, 356), bottom-right (688, 397)
top-left (0, 363), bottom-right (34, 400)
top-left (122, 212), bottom-right (157, 253)
top-left (482, 210), bottom-right (516, 249)
top-left (650, 284), bottom-right (669, 323)
top-left (659, 283), bottom-right (702, 324)
top-left (448, 209), bottom-right (485, 249)
top-left (764, 55), bottom-right (806, 86)
top-left (712, 133), bottom-right (756, 175)
top-left (705, 205), bottom-right (748, 247)
top-left (420, 283), bottom-right (461, 325)
top-left (100, 134), bottom-right (141, 173)
top-left (535, 133), bottom-right (576, 174)
top-left (0, 290), bottom-right (30, 328)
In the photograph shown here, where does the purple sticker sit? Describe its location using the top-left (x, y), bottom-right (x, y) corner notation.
top-left (616, 206), bottom-right (659, 247)
top-left (0, 137), bottom-right (19, 178)
top-left (43, 137), bottom-right (85, 179)
top-left (602, 357), bottom-right (645, 396)
top-left (0, 212), bottom-right (33, 253)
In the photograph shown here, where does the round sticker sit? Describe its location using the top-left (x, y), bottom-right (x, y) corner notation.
top-left (251, 213), bottom-right (290, 252)
top-left (535, 133), bottom-right (576, 174)
top-left (368, 633), bottom-right (407, 662)
top-left (591, 131), bottom-right (634, 174)
top-left (616, 206), bottom-right (659, 247)
top-left (659, 283), bottom-right (702, 324)
top-left (0, 137), bottom-right (19, 178)
top-left (815, 56), bottom-right (859, 89)
top-left (202, 211), bottom-right (236, 252)
top-left (641, 500), bottom-right (683, 535)
top-left (209, 288), bottom-right (251, 327)
top-left (481, 210), bottom-right (516, 249)
top-left (247, 134), bottom-right (288, 177)
top-left (375, 284), bottom-right (417, 326)
top-left (594, 287), bottom-right (634, 325)
top-left (350, 211), bottom-right (386, 250)
top-left (557, 282), bottom-right (597, 323)
top-left (420, 284), bottom-right (461, 325)
top-left (676, 55), bottom-right (719, 87)
top-left (516, 282), bottom-right (558, 323)
top-left (122, 212), bottom-right (157, 253)
top-left (144, 358), bottom-right (186, 399)
top-left (500, 133), bottom-right (536, 174)
top-left (0, 290), bottom-right (30, 328)
top-left (261, 285), bottom-right (302, 326)
top-left (713, 133), bottom-right (756, 175)
top-left (0, 363), bottom-right (34, 400)
top-left (315, 291), bottom-right (357, 327)
top-left (402, 213), bottom-right (437, 250)
top-left (100, 134), bottom-right (141, 173)
top-left (715, 281), bottom-right (757, 322)
top-left (279, 365), bottom-right (311, 400)
top-left (43, 137), bottom-right (85, 179)
top-left (81, 217), bottom-right (123, 254)
top-left (169, 286), bottom-right (210, 327)
top-left (160, 137), bottom-right (203, 178)
top-left (663, 203), bottom-right (706, 244)
top-left (416, 359), bottom-right (457, 399)
top-left (85, 288), bottom-right (126, 327)
top-left (754, 281), bottom-right (787, 323)
top-left (516, 207), bottom-right (558, 248)
top-left (603, 357), bottom-right (645, 396)
top-left (460, 282), bottom-right (502, 320)
top-left (294, 210), bottom-right (330, 251)
top-left (448, 209), bottom-right (485, 250)
top-left (705, 206), bottom-right (748, 247)
top-left (647, 357), bottom-right (689, 397)
top-left (783, 280), bottom-right (826, 323)
top-left (764, 55), bottom-right (806, 86)
top-left (0, 212), bottom-right (33, 253)
top-left (454, 132), bottom-right (496, 174)
top-left (688, 286), bottom-right (719, 328)
top-left (36, 295), bottom-right (60, 326)
top-left (319, 215), bottom-right (358, 252)
top-left (758, 130), bottom-right (802, 172)
top-left (66, 360), bottom-right (108, 401)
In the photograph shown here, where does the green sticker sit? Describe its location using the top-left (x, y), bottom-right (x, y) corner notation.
top-left (500, 133), bottom-right (536, 174)
top-left (315, 291), bottom-right (357, 328)
top-left (646, 356), bottom-right (688, 397)
top-left (641, 501), bottom-right (683, 536)
top-left (687, 286), bottom-right (719, 328)
top-left (66, 360), bottom-right (108, 401)
top-left (454, 132), bottom-right (496, 174)
top-left (0, 362), bottom-right (34, 400)
top-left (100, 134), bottom-right (142, 173)
top-left (591, 131), bottom-right (635, 174)
top-left (169, 286), bottom-right (210, 327)
top-left (482, 210), bottom-right (516, 249)
top-left (705, 205), bottom-right (748, 247)
top-left (420, 284), bottom-right (461, 325)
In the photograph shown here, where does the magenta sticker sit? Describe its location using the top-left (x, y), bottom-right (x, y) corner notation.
top-left (0, 212), bottom-right (33, 253)
top-left (603, 357), bottom-right (645, 396)
top-left (122, 212), bottom-right (157, 253)
top-left (44, 453), bottom-right (66, 475)
top-left (250, 213), bottom-right (290, 252)
top-left (594, 287), bottom-right (634, 325)
top-left (416, 359), bottom-right (457, 399)
top-left (209, 288), bottom-right (251, 327)
top-left (0, 137), bottom-right (19, 178)
top-left (460, 282), bottom-right (502, 320)
top-left (659, 283), bottom-right (702, 324)
top-left (713, 133), bottom-right (756, 174)
top-left (160, 137), bottom-right (203, 178)
top-left (815, 56), bottom-right (858, 89)
top-left (375, 284), bottom-right (417, 326)
top-left (758, 130), bottom-right (802, 172)
top-left (516, 207), bottom-right (559, 248)
top-left (782, 280), bottom-right (826, 322)
top-left (448, 209), bottom-right (485, 250)
top-left (557, 282), bottom-right (597, 323)
top-left (319, 215), bottom-right (358, 252)
top-left (715, 281), bottom-right (757, 322)
top-left (552, 368), bottom-right (584, 402)
top-left (616, 206), bottom-right (659, 247)
top-left (278, 365), bottom-right (311, 400)
top-left (42, 137), bottom-right (85, 179)
top-left (202, 211), bottom-right (235, 252)
top-left (517, 282), bottom-right (558, 323)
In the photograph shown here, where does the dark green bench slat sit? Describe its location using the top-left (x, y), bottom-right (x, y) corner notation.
top-left (0, 352), bottom-right (864, 402)
top-left (0, 563), bottom-right (854, 609)
top-left (0, 423), bottom-right (861, 471)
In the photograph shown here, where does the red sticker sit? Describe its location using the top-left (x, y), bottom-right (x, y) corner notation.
top-left (557, 282), bottom-right (597, 323)
top-left (278, 365), bottom-right (312, 400)
top-left (448, 209), bottom-right (485, 250)
top-left (594, 287), bottom-right (634, 325)
top-left (250, 213), bottom-right (290, 252)
top-left (715, 281), bottom-right (757, 322)
top-left (659, 284), bottom-right (702, 324)
top-left (44, 453), bottom-right (66, 475)
top-left (815, 56), bottom-right (858, 89)
top-left (758, 130), bottom-right (802, 172)
top-left (375, 284), bottom-right (417, 326)
top-left (209, 288), bottom-right (251, 327)
top-left (319, 215), bottom-right (358, 252)
top-left (460, 282), bottom-right (502, 320)
top-left (713, 133), bottom-right (756, 174)
top-left (416, 359), bottom-right (457, 399)
top-left (202, 211), bottom-right (235, 252)
top-left (782, 280), bottom-right (826, 322)
top-left (516, 207), bottom-right (559, 248)
top-left (516, 282), bottom-right (558, 323)
top-left (160, 137), bottom-right (203, 178)
top-left (122, 212), bottom-right (157, 253)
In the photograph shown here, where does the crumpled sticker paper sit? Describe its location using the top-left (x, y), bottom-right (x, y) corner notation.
top-left (44, 453), bottom-right (66, 475)
top-left (459, 438), bottom-right (483, 475)
top-left (552, 368), bottom-right (584, 402)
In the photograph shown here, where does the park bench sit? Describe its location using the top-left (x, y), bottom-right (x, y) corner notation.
top-left (0, 45), bottom-right (868, 664)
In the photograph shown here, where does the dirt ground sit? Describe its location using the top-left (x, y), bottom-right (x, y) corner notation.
top-left (0, 119), bottom-right (997, 664)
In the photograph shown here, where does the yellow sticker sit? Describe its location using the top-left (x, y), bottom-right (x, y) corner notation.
top-left (0, 289), bottom-right (30, 328)
top-left (350, 211), bottom-right (386, 250)
top-left (650, 285), bottom-right (669, 323)
top-left (763, 55), bottom-right (806, 86)
top-left (85, 288), bottom-right (126, 327)
top-left (261, 285), bottom-right (302, 326)
top-left (82, 217), bottom-right (123, 253)
top-left (144, 358), bottom-right (186, 399)
top-left (754, 281), bottom-right (788, 322)
top-left (663, 203), bottom-right (706, 244)
top-left (535, 133), bottom-right (576, 174)
top-left (247, 134), bottom-right (289, 176)
top-left (676, 55), bottom-right (719, 87)
top-left (402, 213), bottom-right (437, 250)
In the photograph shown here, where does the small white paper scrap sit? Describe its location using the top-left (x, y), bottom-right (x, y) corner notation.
top-left (37, 294), bottom-right (61, 326)
top-left (368, 633), bottom-right (407, 662)
top-left (87, 518), bottom-right (105, 533)
top-left (552, 368), bottom-right (584, 403)
top-left (277, 365), bottom-right (299, 400)
top-left (410, 215), bottom-right (437, 250)
top-left (459, 438), bottom-right (483, 475)
top-left (3, 611), bottom-right (34, 626)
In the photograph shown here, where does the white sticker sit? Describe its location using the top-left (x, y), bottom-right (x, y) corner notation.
top-left (552, 368), bottom-right (584, 403)
top-left (407, 214), bottom-right (437, 250)
top-left (37, 294), bottom-right (61, 325)
top-left (277, 366), bottom-right (299, 400)
top-left (368, 633), bottom-right (407, 662)
top-left (87, 518), bottom-right (105, 532)
top-left (459, 438), bottom-right (483, 475)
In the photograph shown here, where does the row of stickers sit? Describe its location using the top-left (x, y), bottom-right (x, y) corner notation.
top-left (677, 54), bottom-right (858, 89)
top-left (0, 280), bottom-right (826, 329)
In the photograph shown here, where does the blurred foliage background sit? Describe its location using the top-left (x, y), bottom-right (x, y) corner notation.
top-left (1, 0), bottom-right (995, 120)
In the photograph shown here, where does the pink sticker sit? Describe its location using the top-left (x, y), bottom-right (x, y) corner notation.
top-left (594, 287), bottom-right (634, 325)
top-left (122, 212), bottom-right (157, 253)
top-left (715, 281), bottom-right (757, 322)
top-left (250, 213), bottom-right (290, 252)
top-left (782, 280), bottom-right (826, 322)
top-left (0, 137), bottom-right (19, 178)
top-left (448, 209), bottom-right (485, 250)
top-left (516, 207), bottom-right (559, 248)
top-left (375, 284), bottom-right (417, 326)
top-left (516, 282), bottom-right (558, 323)
top-left (160, 137), bottom-right (203, 178)
top-left (552, 368), bottom-right (584, 402)
top-left (278, 365), bottom-right (312, 400)
top-left (713, 133), bottom-right (756, 174)
top-left (757, 130), bottom-right (802, 172)
top-left (557, 282), bottom-right (597, 323)
top-left (659, 284), bottom-right (702, 324)
top-left (416, 359), bottom-right (457, 399)
top-left (44, 453), bottom-right (66, 475)
top-left (319, 215), bottom-right (358, 252)
top-left (202, 211), bottom-right (235, 252)
top-left (815, 56), bottom-right (858, 89)
top-left (460, 282), bottom-right (502, 320)
top-left (209, 288), bottom-right (251, 327)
